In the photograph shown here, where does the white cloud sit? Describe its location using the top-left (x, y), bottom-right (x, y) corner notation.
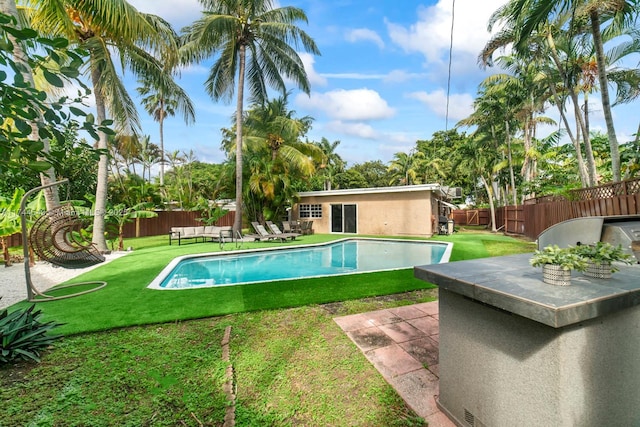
top-left (385, 0), bottom-right (507, 64)
top-left (299, 52), bottom-right (327, 87)
top-left (408, 89), bottom-right (474, 121)
top-left (383, 70), bottom-right (428, 83)
top-left (315, 70), bottom-right (426, 83)
top-left (128, 0), bottom-right (202, 29)
top-left (177, 64), bottom-right (210, 75)
top-left (326, 121), bottom-right (379, 139)
top-left (321, 72), bottom-right (388, 80)
top-left (296, 88), bottom-right (395, 121)
top-left (345, 28), bottom-right (385, 49)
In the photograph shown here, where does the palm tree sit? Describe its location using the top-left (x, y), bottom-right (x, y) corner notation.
top-left (315, 138), bottom-right (345, 190)
top-left (388, 151), bottom-right (425, 186)
top-left (243, 94), bottom-right (317, 163)
top-left (137, 72), bottom-right (195, 188)
top-left (136, 135), bottom-right (162, 183)
top-left (454, 133), bottom-right (502, 232)
top-left (482, 6), bottom-right (599, 187)
top-left (181, 0), bottom-right (320, 233)
top-left (237, 95), bottom-right (320, 222)
top-left (503, 0), bottom-right (640, 182)
top-left (25, 0), bottom-right (180, 252)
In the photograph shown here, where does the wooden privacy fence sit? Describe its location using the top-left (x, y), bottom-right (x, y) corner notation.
top-left (120, 210), bottom-right (235, 238)
top-left (8, 178), bottom-right (640, 246)
top-left (453, 177), bottom-right (640, 240)
top-left (7, 210), bottom-right (236, 247)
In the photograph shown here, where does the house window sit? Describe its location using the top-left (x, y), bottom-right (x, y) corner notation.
top-left (299, 204), bottom-right (322, 218)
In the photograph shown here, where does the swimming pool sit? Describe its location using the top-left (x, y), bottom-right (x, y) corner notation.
top-left (148, 238), bottom-right (452, 290)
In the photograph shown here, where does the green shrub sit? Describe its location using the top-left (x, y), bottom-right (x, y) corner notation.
top-left (0, 303), bottom-right (63, 364)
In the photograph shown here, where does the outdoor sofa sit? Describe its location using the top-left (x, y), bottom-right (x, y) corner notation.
top-left (169, 225), bottom-right (233, 245)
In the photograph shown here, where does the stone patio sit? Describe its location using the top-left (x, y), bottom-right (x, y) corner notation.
top-left (334, 301), bottom-right (454, 427)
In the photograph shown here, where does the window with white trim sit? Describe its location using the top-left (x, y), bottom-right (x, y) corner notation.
top-left (299, 204), bottom-right (322, 218)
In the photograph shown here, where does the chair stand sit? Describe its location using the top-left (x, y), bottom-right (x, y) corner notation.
top-left (20, 179), bottom-right (108, 302)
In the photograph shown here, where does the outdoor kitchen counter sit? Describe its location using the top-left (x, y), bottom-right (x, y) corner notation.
top-left (414, 253), bottom-right (640, 427)
top-left (414, 252), bottom-right (640, 328)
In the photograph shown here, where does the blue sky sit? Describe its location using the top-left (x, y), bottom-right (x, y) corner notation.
top-left (125, 0), bottom-right (639, 167)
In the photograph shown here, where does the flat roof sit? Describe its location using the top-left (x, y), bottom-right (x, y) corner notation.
top-left (298, 184), bottom-right (442, 198)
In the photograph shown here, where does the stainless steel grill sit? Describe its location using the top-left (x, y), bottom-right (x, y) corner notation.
top-left (537, 215), bottom-right (640, 263)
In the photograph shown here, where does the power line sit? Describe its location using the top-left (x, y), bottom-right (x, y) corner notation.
top-left (445, 0), bottom-right (456, 132)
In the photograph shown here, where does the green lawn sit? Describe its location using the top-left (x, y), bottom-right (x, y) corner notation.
top-left (1, 231), bottom-right (535, 426)
top-left (9, 232), bottom-right (535, 336)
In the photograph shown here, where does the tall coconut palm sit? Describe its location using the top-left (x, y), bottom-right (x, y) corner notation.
top-left (181, 0), bottom-right (320, 233)
top-left (137, 72), bottom-right (195, 188)
top-left (24, 0), bottom-right (180, 252)
top-left (482, 6), bottom-right (602, 187)
top-left (504, 0), bottom-right (640, 182)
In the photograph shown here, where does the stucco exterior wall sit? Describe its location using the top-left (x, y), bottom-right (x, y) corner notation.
top-left (294, 189), bottom-right (435, 237)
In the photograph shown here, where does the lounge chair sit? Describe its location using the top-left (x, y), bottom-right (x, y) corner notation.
top-left (251, 222), bottom-right (287, 242)
top-left (266, 221), bottom-right (300, 240)
top-left (289, 220), bottom-right (302, 233)
top-left (300, 220), bottom-right (314, 235)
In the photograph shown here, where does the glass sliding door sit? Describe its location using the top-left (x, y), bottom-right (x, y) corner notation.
top-left (331, 204), bottom-right (343, 232)
top-left (331, 204), bottom-right (357, 233)
top-left (344, 204), bottom-right (357, 233)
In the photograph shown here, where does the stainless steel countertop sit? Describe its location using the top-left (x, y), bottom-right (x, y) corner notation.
top-left (414, 253), bottom-right (640, 328)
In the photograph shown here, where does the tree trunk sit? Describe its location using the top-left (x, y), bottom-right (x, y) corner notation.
top-left (233, 44), bottom-right (246, 234)
top-left (159, 105), bottom-right (165, 187)
top-left (547, 32), bottom-right (596, 187)
top-left (1, 236), bottom-right (10, 267)
top-left (90, 61), bottom-right (110, 252)
top-left (480, 174), bottom-right (497, 233)
top-left (591, 11), bottom-right (620, 182)
top-left (505, 120), bottom-right (517, 206)
top-left (548, 82), bottom-right (589, 186)
top-left (118, 225), bottom-right (124, 251)
top-left (0, 0), bottom-right (60, 210)
top-left (582, 94), bottom-right (597, 184)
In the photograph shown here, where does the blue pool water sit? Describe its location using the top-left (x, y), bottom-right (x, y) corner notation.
top-left (148, 238), bottom-right (452, 290)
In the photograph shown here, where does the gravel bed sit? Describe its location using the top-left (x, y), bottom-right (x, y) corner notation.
top-left (0, 252), bottom-right (130, 310)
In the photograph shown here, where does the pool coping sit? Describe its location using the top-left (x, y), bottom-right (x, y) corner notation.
top-left (147, 237), bottom-right (453, 290)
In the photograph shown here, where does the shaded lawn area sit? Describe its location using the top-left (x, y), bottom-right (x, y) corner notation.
top-left (1, 305), bottom-right (429, 427)
top-left (10, 232), bottom-right (535, 336)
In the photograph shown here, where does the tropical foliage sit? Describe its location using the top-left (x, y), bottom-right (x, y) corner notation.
top-left (0, 12), bottom-right (105, 183)
top-left (181, 0), bottom-right (320, 232)
top-left (2, 0), bottom-right (639, 244)
top-left (221, 95), bottom-right (321, 223)
top-left (0, 304), bottom-right (63, 363)
top-left (0, 189), bottom-right (23, 265)
top-left (24, 0), bottom-right (183, 252)
top-left (106, 202), bottom-right (158, 251)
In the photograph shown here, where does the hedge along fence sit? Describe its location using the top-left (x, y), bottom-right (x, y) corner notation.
top-left (7, 210), bottom-right (236, 248)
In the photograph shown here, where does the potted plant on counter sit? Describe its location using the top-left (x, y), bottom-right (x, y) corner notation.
top-left (530, 245), bottom-right (587, 286)
top-left (574, 242), bottom-right (633, 279)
